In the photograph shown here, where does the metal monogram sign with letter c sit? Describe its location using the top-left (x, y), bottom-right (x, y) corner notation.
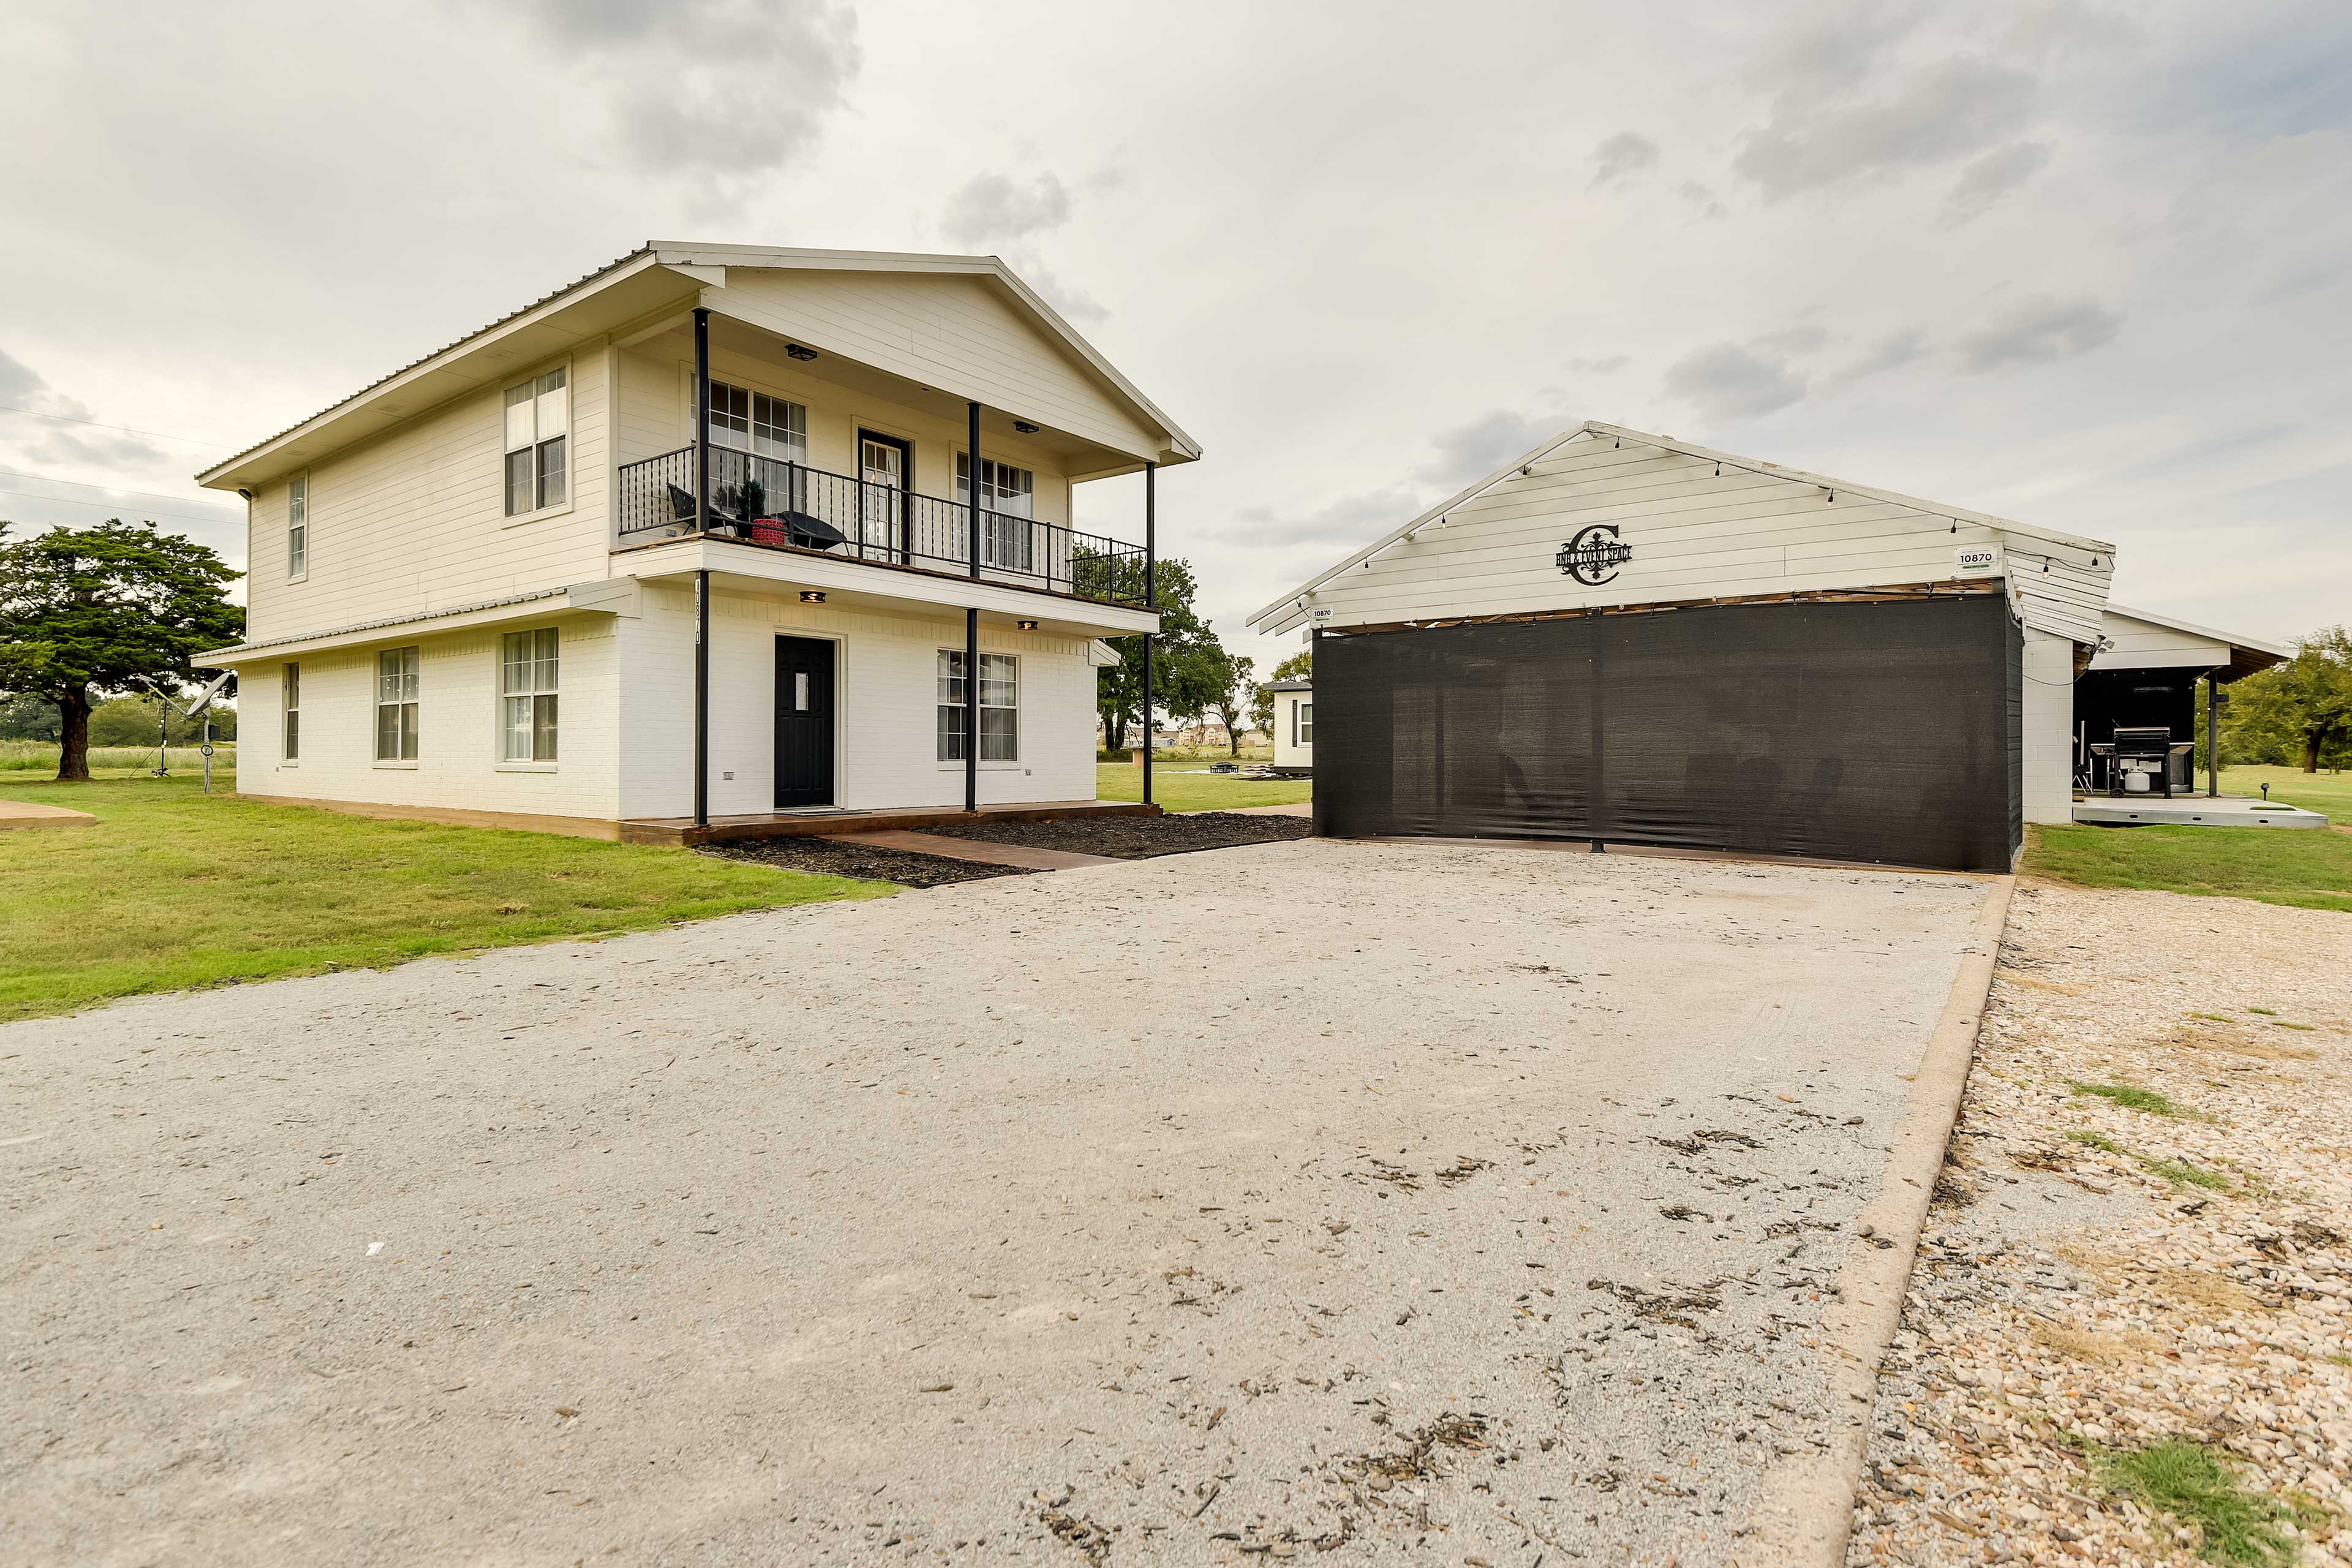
top-left (1556, 524), bottom-right (1634, 585)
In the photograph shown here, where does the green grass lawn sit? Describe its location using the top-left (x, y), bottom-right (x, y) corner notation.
top-left (2218, 764), bottom-right (2352, 820)
top-left (2026, 821), bottom-right (2352, 914)
top-left (1095, 762), bottom-right (1312, 813)
top-left (0, 772), bottom-right (883, 1022)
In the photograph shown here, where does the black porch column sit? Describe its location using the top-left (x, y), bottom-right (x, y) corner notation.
top-left (965, 401), bottom-right (981, 813)
top-left (1142, 460), bottom-right (1156, 809)
top-left (693, 307), bottom-right (712, 829)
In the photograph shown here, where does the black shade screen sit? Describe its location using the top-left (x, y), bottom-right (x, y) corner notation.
top-left (1313, 595), bottom-right (2022, 872)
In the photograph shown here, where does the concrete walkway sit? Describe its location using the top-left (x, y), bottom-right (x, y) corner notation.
top-left (2, 840), bottom-right (1993, 1565)
top-left (0, 799), bottom-right (96, 831)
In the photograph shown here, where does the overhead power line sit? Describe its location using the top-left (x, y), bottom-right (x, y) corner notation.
top-left (0, 403), bottom-right (236, 448)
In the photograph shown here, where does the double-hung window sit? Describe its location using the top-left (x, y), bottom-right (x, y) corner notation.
top-left (500, 629), bottom-right (559, 763)
top-left (1295, 700), bottom-right (1314, 745)
top-left (286, 473), bottom-right (308, 578)
top-left (283, 663), bottom-right (300, 761)
top-left (703, 379), bottom-right (808, 514)
top-left (957, 454), bottom-right (1036, 571)
top-left (503, 368), bottom-right (569, 516)
top-left (937, 649), bottom-right (1019, 763)
top-left (375, 647), bottom-right (420, 761)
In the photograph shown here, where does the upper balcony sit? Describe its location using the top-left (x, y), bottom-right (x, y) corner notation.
top-left (613, 442), bottom-right (1150, 608)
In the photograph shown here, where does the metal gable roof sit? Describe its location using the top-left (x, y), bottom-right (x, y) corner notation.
top-left (198, 242), bottom-right (1199, 491)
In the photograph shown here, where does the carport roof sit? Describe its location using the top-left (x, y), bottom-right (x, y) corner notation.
top-left (2106, 603), bottom-right (2293, 681)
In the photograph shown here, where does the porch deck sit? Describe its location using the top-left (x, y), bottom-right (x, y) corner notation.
top-left (617, 798), bottom-right (1158, 848)
top-left (2071, 793), bottom-right (2329, 829)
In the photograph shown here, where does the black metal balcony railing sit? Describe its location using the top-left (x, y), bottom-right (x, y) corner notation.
top-left (614, 445), bottom-right (1150, 607)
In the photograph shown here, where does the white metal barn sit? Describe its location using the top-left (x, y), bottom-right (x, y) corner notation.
top-left (1249, 422), bottom-right (2122, 872)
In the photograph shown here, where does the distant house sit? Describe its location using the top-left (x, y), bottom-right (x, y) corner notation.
top-left (190, 243), bottom-right (1201, 840)
top-left (1265, 677), bottom-right (1312, 772)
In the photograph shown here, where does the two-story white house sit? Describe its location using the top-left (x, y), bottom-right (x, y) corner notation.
top-left (194, 244), bottom-right (1197, 842)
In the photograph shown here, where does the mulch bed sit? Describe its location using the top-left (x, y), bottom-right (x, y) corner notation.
top-left (702, 812), bottom-right (1312, 887)
top-left (922, 810), bottom-right (1312, 860)
top-left (698, 835), bottom-right (1017, 889)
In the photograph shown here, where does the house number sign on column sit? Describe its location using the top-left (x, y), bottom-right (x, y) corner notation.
top-left (1556, 524), bottom-right (1634, 585)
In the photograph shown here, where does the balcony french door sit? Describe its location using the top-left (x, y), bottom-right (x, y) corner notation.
top-left (858, 432), bottom-right (908, 560)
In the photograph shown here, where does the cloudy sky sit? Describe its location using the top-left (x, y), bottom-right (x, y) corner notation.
top-left (2, 0), bottom-right (2347, 677)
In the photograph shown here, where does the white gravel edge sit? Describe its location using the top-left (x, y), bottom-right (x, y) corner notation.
top-left (1743, 872), bottom-right (2018, 1566)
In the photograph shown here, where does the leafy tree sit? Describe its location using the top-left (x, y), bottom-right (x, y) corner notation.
top-left (1097, 558), bottom-right (1221, 752)
top-left (0, 693), bottom-right (60, 742)
top-left (86, 693), bottom-right (239, 747)
top-left (0, 521), bottom-right (244, 781)
top-left (1250, 647), bottom-right (1313, 735)
top-left (2221, 627), bottom-right (2352, 774)
top-left (1202, 649), bottom-right (1255, 756)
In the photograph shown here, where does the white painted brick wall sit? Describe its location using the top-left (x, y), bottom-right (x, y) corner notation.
top-left (617, 584), bottom-right (1100, 820)
top-left (239, 614), bottom-right (621, 820)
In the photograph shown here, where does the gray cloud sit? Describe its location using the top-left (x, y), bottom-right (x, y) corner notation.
top-left (1417, 410), bottom-right (1576, 488)
top-left (0, 347), bottom-right (164, 467)
top-left (1662, 343), bottom-right (1809, 421)
top-left (1735, 57), bottom-right (2038, 200)
top-left (1824, 326), bottom-right (1932, 390)
top-left (1679, 181), bottom-right (1727, 221)
top-left (1957, 295), bottom-right (2123, 371)
top-left (510, 0), bottom-right (860, 196)
top-left (1011, 257), bottom-right (1108, 326)
top-left (941, 173), bottom-right (1075, 250)
top-left (1217, 484), bottom-right (1425, 549)
top-left (1565, 355), bottom-right (1630, 375)
top-left (1754, 323), bottom-right (1832, 356)
top-left (1944, 141), bottom-right (2054, 224)
top-left (0, 348), bottom-right (42, 403)
top-left (1591, 132), bottom-right (1662, 188)
top-left (1744, 0), bottom-right (1936, 100)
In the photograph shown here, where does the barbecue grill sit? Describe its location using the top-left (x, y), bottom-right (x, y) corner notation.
top-left (2091, 725), bottom-right (2193, 797)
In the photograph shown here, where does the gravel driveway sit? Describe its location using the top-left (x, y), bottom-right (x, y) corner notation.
top-left (3, 839), bottom-right (1991, 1566)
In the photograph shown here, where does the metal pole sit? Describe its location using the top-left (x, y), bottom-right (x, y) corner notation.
top-left (1589, 606), bottom-right (1605, 853)
top-left (695, 569), bottom-right (710, 828)
top-left (693, 307), bottom-right (712, 830)
top-left (964, 608), bottom-right (979, 814)
top-left (968, 401), bottom-right (982, 579)
top-left (202, 712), bottom-right (212, 795)
top-left (1143, 461), bottom-right (1156, 809)
top-left (2207, 675), bottom-right (2220, 797)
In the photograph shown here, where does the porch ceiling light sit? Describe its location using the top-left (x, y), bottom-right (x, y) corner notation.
top-left (1016, 619), bottom-right (1039, 630)
top-left (785, 344), bottom-right (819, 361)
top-left (801, 590), bottom-right (826, 603)
top-left (1013, 420), bottom-right (1039, 434)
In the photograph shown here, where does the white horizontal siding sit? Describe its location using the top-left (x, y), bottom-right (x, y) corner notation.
top-left (1287, 432), bottom-right (2111, 642)
top-left (246, 348), bottom-right (613, 646)
top-left (707, 270), bottom-right (1159, 465)
top-left (2090, 611), bottom-right (2230, 671)
top-left (612, 342), bottom-right (1075, 526)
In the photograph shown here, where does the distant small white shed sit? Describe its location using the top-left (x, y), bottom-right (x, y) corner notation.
top-left (1265, 677), bottom-right (1313, 772)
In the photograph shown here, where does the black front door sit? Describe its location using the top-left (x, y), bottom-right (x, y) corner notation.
top-left (774, 636), bottom-right (835, 808)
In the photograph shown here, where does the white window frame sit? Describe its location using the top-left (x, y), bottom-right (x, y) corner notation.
top-left (375, 646), bottom-right (420, 765)
top-left (499, 628), bottom-right (559, 766)
top-left (1296, 699), bottom-right (1314, 745)
top-left (957, 453), bottom-right (1038, 571)
top-left (701, 377), bottom-right (809, 461)
top-left (286, 472), bottom-right (308, 581)
top-left (282, 663), bottom-right (300, 764)
top-left (936, 649), bottom-right (1020, 766)
top-left (502, 363), bottom-right (572, 523)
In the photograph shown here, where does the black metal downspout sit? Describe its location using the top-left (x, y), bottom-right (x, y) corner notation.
top-left (2207, 673), bottom-right (2220, 797)
top-left (693, 307), bottom-right (711, 829)
top-left (1143, 461), bottom-right (1156, 810)
top-left (966, 402), bottom-right (981, 814)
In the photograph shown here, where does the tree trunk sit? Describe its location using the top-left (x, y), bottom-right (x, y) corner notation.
top-left (1106, 710), bottom-right (1126, 753)
top-left (2305, 728), bottom-right (2329, 774)
top-left (55, 687), bottom-right (92, 782)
